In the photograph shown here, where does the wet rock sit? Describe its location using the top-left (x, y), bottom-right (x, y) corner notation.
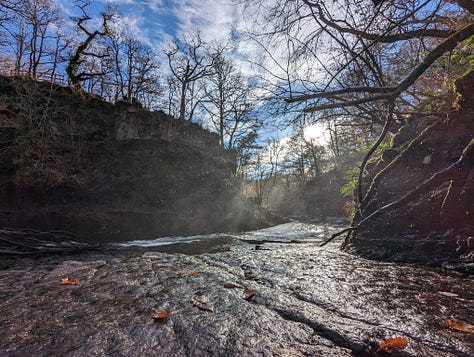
top-left (0, 223), bottom-right (473, 356)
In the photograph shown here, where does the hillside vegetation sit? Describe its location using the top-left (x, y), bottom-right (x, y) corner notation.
top-left (0, 75), bottom-right (279, 242)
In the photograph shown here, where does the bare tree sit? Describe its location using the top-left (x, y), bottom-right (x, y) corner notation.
top-left (66, 0), bottom-right (113, 91)
top-left (104, 25), bottom-right (161, 106)
top-left (25, 0), bottom-right (61, 78)
top-left (242, 0), bottom-right (473, 244)
top-left (0, 1), bottom-right (19, 46)
top-left (165, 31), bottom-right (215, 120)
top-left (280, 1), bottom-right (473, 214)
top-left (201, 48), bottom-right (259, 148)
top-left (0, 0), bottom-right (62, 77)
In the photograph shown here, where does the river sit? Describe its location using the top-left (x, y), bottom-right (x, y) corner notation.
top-left (0, 221), bottom-right (473, 356)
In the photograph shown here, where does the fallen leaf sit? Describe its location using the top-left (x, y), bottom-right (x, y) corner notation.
top-left (223, 282), bottom-right (241, 289)
top-left (347, 267), bottom-right (357, 274)
top-left (243, 289), bottom-right (255, 301)
top-left (60, 278), bottom-right (79, 285)
top-left (153, 310), bottom-right (170, 322)
top-left (445, 318), bottom-right (474, 334)
top-left (192, 295), bottom-right (214, 312)
top-left (189, 270), bottom-right (200, 276)
top-left (225, 253), bottom-right (231, 258)
top-left (377, 337), bottom-right (408, 353)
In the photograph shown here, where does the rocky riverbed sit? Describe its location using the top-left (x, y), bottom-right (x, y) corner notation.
top-left (1, 222), bottom-right (473, 356)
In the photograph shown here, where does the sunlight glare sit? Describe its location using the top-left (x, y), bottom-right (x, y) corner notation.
top-left (303, 123), bottom-right (328, 145)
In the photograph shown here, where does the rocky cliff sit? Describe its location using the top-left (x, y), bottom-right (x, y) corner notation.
top-left (345, 70), bottom-right (474, 266)
top-left (0, 75), bottom-right (278, 242)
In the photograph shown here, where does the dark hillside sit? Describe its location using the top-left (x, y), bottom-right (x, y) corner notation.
top-left (345, 70), bottom-right (474, 265)
top-left (0, 75), bottom-right (279, 242)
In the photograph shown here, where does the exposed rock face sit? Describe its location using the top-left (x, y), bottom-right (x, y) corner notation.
top-left (346, 71), bottom-right (474, 265)
top-left (0, 75), bottom-right (279, 242)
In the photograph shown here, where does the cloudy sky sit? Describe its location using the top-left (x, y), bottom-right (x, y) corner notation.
top-left (81, 0), bottom-right (282, 82)
top-left (97, 0), bottom-right (246, 46)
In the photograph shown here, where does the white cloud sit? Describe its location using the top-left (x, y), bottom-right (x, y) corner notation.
top-left (147, 0), bottom-right (164, 13)
top-left (170, 0), bottom-right (238, 43)
top-left (104, 0), bottom-right (138, 5)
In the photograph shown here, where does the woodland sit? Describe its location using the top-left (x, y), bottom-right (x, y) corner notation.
top-left (0, 0), bottom-right (473, 259)
top-left (0, 1), bottom-right (474, 356)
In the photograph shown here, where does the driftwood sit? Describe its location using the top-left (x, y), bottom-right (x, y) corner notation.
top-left (0, 228), bottom-right (103, 255)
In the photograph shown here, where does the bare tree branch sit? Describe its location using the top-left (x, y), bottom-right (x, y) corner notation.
top-left (303, 94), bottom-right (390, 112)
top-left (286, 86), bottom-right (396, 103)
top-left (303, 1), bottom-right (455, 43)
top-left (297, 22), bottom-right (474, 113)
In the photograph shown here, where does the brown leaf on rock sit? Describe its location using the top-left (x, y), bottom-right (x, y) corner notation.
top-left (243, 289), bottom-right (255, 301)
top-left (153, 310), bottom-right (170, 322)
top-left (225, 253), bottom-right (231, 258)
top-left (189, 270), bottom-right (200, 276)
top-left (377, 337), bottom-right (408, 353)
top-left (445, 318), bottom-right (474, 334)
top-left (60, 278), bottom-right (79, 285)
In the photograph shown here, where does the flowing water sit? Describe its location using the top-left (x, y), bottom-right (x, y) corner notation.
top-left (0, 221), bottom-right (473, 356)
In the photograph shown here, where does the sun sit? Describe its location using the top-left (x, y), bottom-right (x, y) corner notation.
top-left (303, 122), bottom-right (328, 145)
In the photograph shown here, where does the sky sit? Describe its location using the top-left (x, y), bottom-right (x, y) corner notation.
top-left (61, 0), bottom-right (329, 144)
top-left (97, 0), bottom-right (245, 48)
top-left (68, 0), bottom-right (276, 89)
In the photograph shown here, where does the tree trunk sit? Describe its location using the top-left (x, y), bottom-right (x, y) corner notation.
top-left (179, 80), bottom-right (187, 120)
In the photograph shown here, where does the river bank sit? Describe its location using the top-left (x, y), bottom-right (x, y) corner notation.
top-left (1, 222), bottom-right (473, 356)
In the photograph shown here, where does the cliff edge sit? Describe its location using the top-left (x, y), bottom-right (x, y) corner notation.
top-left (0, 75), bottom-right (279, 242)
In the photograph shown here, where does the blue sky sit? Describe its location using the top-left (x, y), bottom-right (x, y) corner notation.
top-left (69, 0), bottom-right (265, 79)
top-left (92, 0), bottom-right (243, 46)
top-left (103, 0), bottom-right (181, 43)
